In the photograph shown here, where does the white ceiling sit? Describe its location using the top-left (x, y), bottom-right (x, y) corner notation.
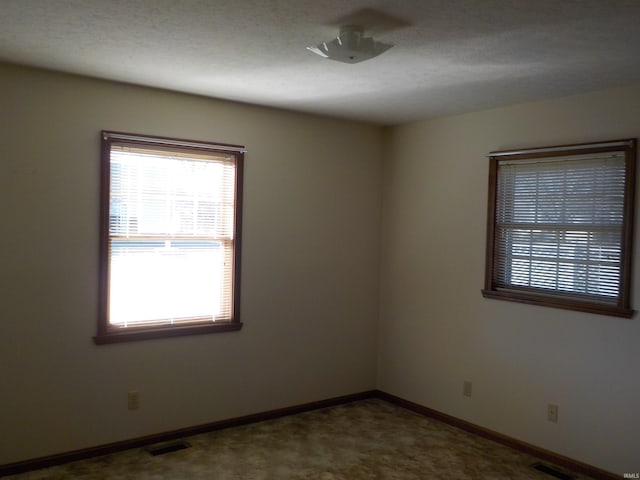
top-left (2, 0), bottom-right (640, 125)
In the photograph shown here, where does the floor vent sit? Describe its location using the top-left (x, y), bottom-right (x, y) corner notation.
top-left (531, 462), bottom-right (575, 480)
top-left (147, 440), bottom-right (191, 456)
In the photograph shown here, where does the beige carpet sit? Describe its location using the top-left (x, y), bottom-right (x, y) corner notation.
top-left (5, 399), bottom-right (596, 479)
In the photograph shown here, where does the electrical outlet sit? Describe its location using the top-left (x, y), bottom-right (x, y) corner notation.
top-left (547, 403), bottom-right (558, 423)
top-left (463, 380), bottom-right (472, 397)
top-left (128, 391), bottom-right (140, 411)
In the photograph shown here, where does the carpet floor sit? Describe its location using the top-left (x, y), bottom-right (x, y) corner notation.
top-left (5, 399), bottom-right (596, 479)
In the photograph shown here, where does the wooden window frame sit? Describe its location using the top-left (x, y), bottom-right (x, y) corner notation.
top-left (95, 131), bottom-right (244, 344)
top-left (482, 139), bottom-right (636, 318)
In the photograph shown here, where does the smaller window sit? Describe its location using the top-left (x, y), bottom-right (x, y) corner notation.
top-left (482, 139), bottom-right (636, 317)
top-left (96, 131), bottom-right (245, 344)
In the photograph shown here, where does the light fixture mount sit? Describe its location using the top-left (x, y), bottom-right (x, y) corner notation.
top-left (307, 25), bottom-right (393, 64)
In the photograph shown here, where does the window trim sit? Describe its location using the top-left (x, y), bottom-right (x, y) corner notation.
top-left (482, 139), bottom-right (636, 318)
top-left (95, 131), bottom-right (245, 344)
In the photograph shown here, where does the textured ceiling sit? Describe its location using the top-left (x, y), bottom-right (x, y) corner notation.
top-left (1, 0), bottom-right (640, 125)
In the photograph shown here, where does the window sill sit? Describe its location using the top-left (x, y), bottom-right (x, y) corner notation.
top-left (94, 321), bottom-right (243, 345)
top-left (481, 289), bottom-right (633, 318)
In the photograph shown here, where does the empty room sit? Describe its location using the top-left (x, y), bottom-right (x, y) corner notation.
top-left (1, 1), bottom-right (639, 479)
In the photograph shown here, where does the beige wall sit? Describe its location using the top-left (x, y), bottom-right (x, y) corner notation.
top-left (378, 85), bottom-right (640, 475)
top-left (0, 63), bottom-right (382, 464)
top-left (2, 61), bottom-right (639, 475)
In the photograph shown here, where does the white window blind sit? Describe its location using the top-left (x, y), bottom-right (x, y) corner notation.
top-left (108, 143), bottom-right (237, 327)
top-left (494, 152), bottom-right (626, 304)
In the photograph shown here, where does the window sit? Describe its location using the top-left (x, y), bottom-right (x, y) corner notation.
top-left (96, 131), bottom-right (244, 344)
top-left (482, 139), bottom-right (636, 317)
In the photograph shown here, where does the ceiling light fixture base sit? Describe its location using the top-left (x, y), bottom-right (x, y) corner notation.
top-left (307, 25), bottom-right (393, 64)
